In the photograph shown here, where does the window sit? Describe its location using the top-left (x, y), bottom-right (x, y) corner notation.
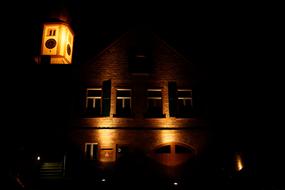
top-left (85, 88), bottom-right (102, 116)
top-left (175, 144), bottom-right (193, 153)
top-left (177, 89), bottom-right (193, 117)
top-left (47, 29), bottom-right (56, 36)
top-left (145, 89), bottom-right (165, 117)
top-left (128, 48), bottom-right (151, 73)
top-left (84, 80), bottom-right (111, 117)
top-left (153, 143), bottom-right (194, 166)
top-left (168, 82), bottom-right (194, 118)
top-left (155, 145), bottom-right (171, 154)
top-left (85, 143), bottom-right (98, 160)
top-left (115, 89), bottom-right (132, 117)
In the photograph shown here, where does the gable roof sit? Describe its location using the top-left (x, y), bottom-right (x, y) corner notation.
top-left (84, 25), bottom-right (192, 65)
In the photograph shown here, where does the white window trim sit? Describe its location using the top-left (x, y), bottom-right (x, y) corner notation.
top-left (177, 89), bottom-right (192, 93)
top-left (147, 89), bottom-right (162, 91)
top-left (116, 89), bottom-right (132, 108)
top-left (148, 97), bottom-right (162, 100)
top-left (117, 98), bottom-right (131, 108)
top-left (178, 97), bottom-right (193, 106)
top-left (147, 89), bottom-right (162, 99)
top-left (85, 143), bottom-right (98, 160)
top-left (86, 88), bottom-right (102, 108)
top-left (177, 89), bottom-right (193, 106)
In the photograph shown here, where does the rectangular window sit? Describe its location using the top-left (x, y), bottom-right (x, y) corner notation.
top-left (175, 145), bottom-right (193, 154)
top-left (85, 143), bottom-right (98, 160)
top-left (84, 80), bottom-right (111, 117)
top-left (128, 48), bottom-right (152, 73)
top-left (86, 88), bottom-right (102, 116)
top-left (145, 89), bottom-right (164, 117)
top-left (115, 89), bottom-right (132, 117)
top-left (177, 89), bottom-right (193, 117)
top-left (47, 29), bottom-right (56, 36)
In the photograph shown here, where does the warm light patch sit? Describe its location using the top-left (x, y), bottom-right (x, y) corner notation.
top-left (97, 129), bottom-right (117, 146)
top-left (97, 129), bottom-right (117, 162)
top-left (96, 119), bottom-right (114, 127)
top-left (235, 153), bottom-right (244, 171)
top-left (99, 147), bottom-right (116, 162)
top-left (158, 130), bottom-right (179, 144)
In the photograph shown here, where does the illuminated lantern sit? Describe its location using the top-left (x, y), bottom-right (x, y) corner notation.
top-left (40, 22), bottom-right (74, 64)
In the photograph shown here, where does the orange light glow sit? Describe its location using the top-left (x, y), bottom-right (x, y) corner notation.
top-left (158, 130), bottom-right (179, 144)
top-left (97, 129), bottom-right (117, 162)
top-left (85, 117), bottom-right (122, 128)
top-left (96, 119), bottom-right (115, 128)
top-left (97, 129), bottom-right (117, 146)
top-left (235, 153), bottom-right (244, 171)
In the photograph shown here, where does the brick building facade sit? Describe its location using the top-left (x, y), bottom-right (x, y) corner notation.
top-left (68, 27), bottom-right (211, 169)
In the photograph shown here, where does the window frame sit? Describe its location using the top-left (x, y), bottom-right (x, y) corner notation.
top-left (84, 143), bottom-right (98, 161)
top-left (85, 88), bottom-right (102, 115)
top-left (176, 88), bottom-right (193, 117)
top-left (145, 88), bottom-right (165, 118)
top-left (116, 88), bottom-right (132, 109)
top-left (115, 88), bottom-right (133, 117)
top-left (128, 47), bottom-right (152, 73)
top-left (177, 89), bottom-right (193, 107)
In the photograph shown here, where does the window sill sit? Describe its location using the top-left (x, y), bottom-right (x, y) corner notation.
top-left (173, 112), bottom-right (196, 118)
top-left (144, 113), bottom-right (166, 118)
top-left (80, 113), bottom-right (108, 118)
top-left (175, 115), bottom-right (195, 118)
top-left (113, 113), bottom-right (135, 118)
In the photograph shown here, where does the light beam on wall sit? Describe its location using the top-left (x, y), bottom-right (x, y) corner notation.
top-left (235, 152), bottom-right (244, 171)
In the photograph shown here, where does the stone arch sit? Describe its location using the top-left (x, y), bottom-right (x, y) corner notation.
top-left (150, 142), bottom-right (195, 166)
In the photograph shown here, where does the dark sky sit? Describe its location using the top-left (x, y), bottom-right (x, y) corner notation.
top-left (12, 0), bottom-right (274, 73)
top-left (8, 0), bottom-right (272, 66)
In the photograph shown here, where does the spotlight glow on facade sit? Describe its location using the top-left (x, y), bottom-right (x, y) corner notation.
top-left (235, 153), bottom-right (244, 171)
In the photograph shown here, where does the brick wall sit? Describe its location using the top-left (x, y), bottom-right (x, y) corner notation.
top-left (70, 29), bottom-right (210, 165)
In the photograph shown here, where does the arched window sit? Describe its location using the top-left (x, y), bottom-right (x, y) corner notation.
top-left (155, 145), bottom-right (171, 153)
top-left (175, 144), bottom-right (193, 153)
top-left (152, 142), bottom-right (195, 166)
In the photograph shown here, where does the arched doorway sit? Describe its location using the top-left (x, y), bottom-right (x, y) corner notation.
top-left (150, 142), bottom-right (195, 166)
